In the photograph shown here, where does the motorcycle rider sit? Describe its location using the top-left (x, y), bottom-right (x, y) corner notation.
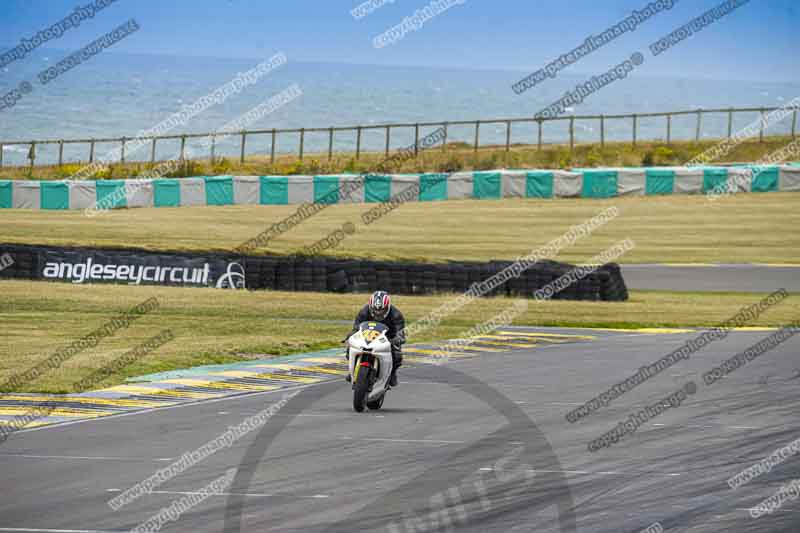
top-left (345, 291), bottom-right (405, 387)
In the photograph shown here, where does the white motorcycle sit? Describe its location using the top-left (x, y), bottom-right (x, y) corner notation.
top-left (347, 321), bottom-right (394, 412)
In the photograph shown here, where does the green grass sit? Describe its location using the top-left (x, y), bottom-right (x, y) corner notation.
top-left (1, 192), bottom-right (798, 264)
top-left (1, 280), bottom-right (798, 393)
top-left (4, 135), bottom-right (798, 181)
top-left (2, 148), bottom-right (797, 392)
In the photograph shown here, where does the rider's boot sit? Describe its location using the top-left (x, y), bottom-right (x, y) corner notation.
top-left (389, 347), bottom-right (401, 387)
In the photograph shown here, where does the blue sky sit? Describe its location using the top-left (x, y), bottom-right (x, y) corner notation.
top-left (0, 0), bottom-right (798, 81)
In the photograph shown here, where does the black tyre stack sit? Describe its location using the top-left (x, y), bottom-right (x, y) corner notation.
top-left (435, 264), bottom-right (453, 293)
top-left (0, 243), bottom-right (628, 301)
top-left (422, 268), bottom-right (437, 294)
top-left (375, 262), bottom-right (392, 293)
top-left (243, 256), bottom-right (277, 290)
top-left (311, 258), bottom-right (327, 292)
top-left (389, 264), bottom-right (408, 294)
top-left (0, 245), bottom-right (35, 280)
top-left (294, 260), bottom-right (313, 292)
top-left (451, 264), bottom-right (470, 293)
top-left (597, 263), bottom-right (628, 301)
top-left (276, 259), bottom-right (296, 292)
top-left (407, 264), bottom-right (425, 295)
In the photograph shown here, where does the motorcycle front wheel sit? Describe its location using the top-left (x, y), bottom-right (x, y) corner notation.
top-left (353, 365), bottom-right (371, 413)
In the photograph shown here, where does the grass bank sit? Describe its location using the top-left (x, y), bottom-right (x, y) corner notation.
top-left (3, 135), bottom-right (798, 181)
top-left (1, 192), bottom-right (798, 264)
top-left (1, 280), bottom-right (797, 393)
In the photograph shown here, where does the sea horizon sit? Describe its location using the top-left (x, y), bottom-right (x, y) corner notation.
top-left (2, 48), bottom-right (798, 166)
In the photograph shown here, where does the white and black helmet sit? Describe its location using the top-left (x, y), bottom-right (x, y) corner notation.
top-left (368, 290), bottom-right (391, 321)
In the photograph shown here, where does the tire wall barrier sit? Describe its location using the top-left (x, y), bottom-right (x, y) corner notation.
top-left (1, 165), bottom-right (798, 210)
top-left (0, 244), bottom-right (628, 301)
top-left (0, 243), bottom-right (246, 290)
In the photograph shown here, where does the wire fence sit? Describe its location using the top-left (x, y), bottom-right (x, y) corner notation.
top-left (1, 105), bottom-right (798, 169)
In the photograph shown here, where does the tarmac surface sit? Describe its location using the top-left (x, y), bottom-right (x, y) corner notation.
top-left (621, 264), bottom-right (800, 293)
top-left (2, 326), bottom-right (798, 532)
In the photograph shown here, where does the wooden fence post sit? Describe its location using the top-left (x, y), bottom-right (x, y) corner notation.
top-left (58, 141), bottom-right (64, 168)
top-left (240, 133), bottom-right (246, 163)
top-left (473, 120), bottom-right (480, 161)
top-left (442, 122), bottom-right (448, 152)
top-left (120, 137), bottom-right (126, 163)
top-left (384, 126), bottom-right (391, 158)
top-left (793, 110), bottom-right (797, 139)
top-left (329, 127), bottom-right (334, 161)
top-left (505, 120), bottom-right (512, 166)
top-left (299, 128), bottom-right (305, 161)
top-left (270, 129), bottom-right (276, 164)
top-left (569, 117), bottom-right (575, 151)
top-left (537, 119), bottom-right (543, 151)
top-left (666, 114), bottom-right (672, 145)
top-left (632, 114), bottom-right (637, 147)
top-left (414, 123), bottom-right (420, 158)
top-left (600, 115), bottom-right (605, 148)
top-left (356, 126), bottom-right (362, 160)
top-left (210, 135), bottom-right (216, 163)
top-left (150, 139), bottom-right (156, 163)
top-left (695, 110), bottom-right (702, 142)
top-left (759, 108), bottom-right (766, 142)
top-left (727, 108), bottom-right (733, 138)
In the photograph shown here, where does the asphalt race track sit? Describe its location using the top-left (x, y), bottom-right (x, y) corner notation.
top-left (621, 264), bottom-right (800, 293)
top-left (2, 326), bottom-right (798, 533)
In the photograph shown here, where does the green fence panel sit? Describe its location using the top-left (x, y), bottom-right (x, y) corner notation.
top-left (314, 175), bottom-right (340, 204)
top-left (0, 180), bottom-right (11, 208)
top-left (525, 172), bottom-right (554, 198)
top-left (473, 171), bottom-right (502, 200)
top-left (419, 173), bottom-right (447, 201)
top-left (703, 168), bottom-right (728, 194)
top-left (154, 179), bottom-right (181, 207)
top-left (750, 166), bottom-right (779, 192)
top-left (645, 169), bottom-right (675, 195)
top-left (260, 176), bottom-right (289, 205)
top-left (582, 170), bottom-right (618, 198)
top-left (204, 176), bottom-right (234, 205)
top-left (364, 175), bottom-right (392, 203)
top-left (40, 181), bottom-right (69, 210)
top-left (95, 179), bottom-right (127, 209)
